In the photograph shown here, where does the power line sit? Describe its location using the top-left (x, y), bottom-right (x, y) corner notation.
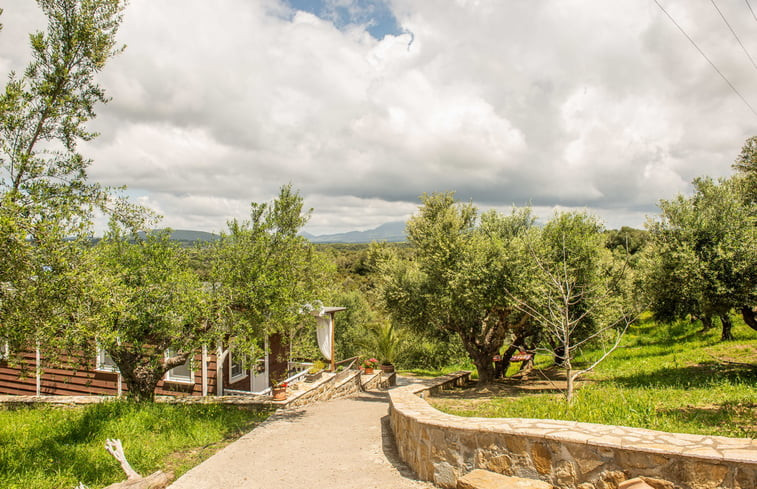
top-left (746, 0), bottom-right (757, 23)
top-left (652, 0), bottom-right (757, 118)
top-left (710, 0), bottom-right (757, 72)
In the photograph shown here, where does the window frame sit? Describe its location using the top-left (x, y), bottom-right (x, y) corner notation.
top-left (95, 345), bottom-right (119, 373)
top-left (164, 348), bottom-right (194, 384)
top-left (228, 349), bottom-right (248, 384)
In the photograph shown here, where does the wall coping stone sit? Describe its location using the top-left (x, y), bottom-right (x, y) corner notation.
top-left (389, 371), bottom-right (757, 466)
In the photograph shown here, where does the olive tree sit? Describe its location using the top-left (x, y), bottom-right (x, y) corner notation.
top-left (210, 185), bottom-right (331, 384)
top-left (643, 176), bottom-right (757, 340)
top-left (0, 0), bottom-right (129, 357)
top-left (508, 212), bottom-right (639, 402)
top-left (375, 193), bottom-right (535, 383)
top-left (82, 227), bottom-right (209, 401)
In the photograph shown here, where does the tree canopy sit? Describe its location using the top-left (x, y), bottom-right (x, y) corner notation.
top-left (0, 0), bottom-right (128, 358)
top-left (642, 176), bottom-right (757, 340)
top-left (81, 227), bottom-right (207, 401)
top-left (374, 193), bottom-right (535, 383)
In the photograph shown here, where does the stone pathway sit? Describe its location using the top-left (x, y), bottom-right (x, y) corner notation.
top-left (168, 381), bottom-right (435, 489)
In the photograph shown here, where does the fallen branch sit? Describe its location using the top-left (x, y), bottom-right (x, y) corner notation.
top-left (105, 439), bottom-right (141, 480)
top-left (75, 438), bottom-right (173, 489)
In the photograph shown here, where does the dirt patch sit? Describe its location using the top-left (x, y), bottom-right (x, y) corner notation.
top-left (430, 367), bottom-right (573, 403)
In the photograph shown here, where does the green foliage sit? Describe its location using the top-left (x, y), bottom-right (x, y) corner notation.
top-left (211, 185), bottom-right (333, 360)
top-left (734, 135), bottom-right (757, 204)
top-left (604, 226), bottom-right (650, 255)
top-left (510, 211), bottom-right (638, 401)
top-left (328, 288), bottom-right (378, 360)
top-left (642, 176), bottom-right (757, 339)
top-left (0, 0), bottom-right (149, 365)
top-left (81, 227), bottom-right (207, 400)
top-left (0, 402), bottom-right (270, 489)
top-left (374, 193), bottom-right (535, 383)
top-left (366, 321), bottom-right (403, 365)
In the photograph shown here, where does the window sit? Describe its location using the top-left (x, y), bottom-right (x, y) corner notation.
top-left (229, 349), bottom-right (247, 383)
top-left (165, 348), bottom-right (193, 383)
top-left (96, 345), bottom-right (119, 373)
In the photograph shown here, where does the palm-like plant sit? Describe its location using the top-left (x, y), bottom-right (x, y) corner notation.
top-left (367, 321), bottom-right (404, 365)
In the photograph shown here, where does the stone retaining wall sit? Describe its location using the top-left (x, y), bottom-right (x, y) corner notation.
top-left (388, 372), bottom-right (757, 489)
top-left (331, 370), bottom-right (362, 400)
top-left (361, 371), bottom-right (396, 391)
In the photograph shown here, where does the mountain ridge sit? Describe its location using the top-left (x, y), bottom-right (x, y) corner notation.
top-left (143, 223), bottom-right (407, 244)
top-left (301, 221), bottom-right (407, 243)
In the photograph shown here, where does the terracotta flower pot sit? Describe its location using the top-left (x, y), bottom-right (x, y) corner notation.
top-left (364, 367), bottom-right (374, 375)
top-left (272, 386), bottom-right (287, 401)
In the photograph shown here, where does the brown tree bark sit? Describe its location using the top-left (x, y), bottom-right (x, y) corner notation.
top-left (700, 315), bottom-right (713, 333)
top-left (720, 314), bottom-right (734, 341)
top-left (741, 306), bottom-right (757, 332)
top-left (109, 348), bottom-right (192, 401)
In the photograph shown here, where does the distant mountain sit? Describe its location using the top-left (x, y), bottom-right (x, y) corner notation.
top-left (135, 229), bottom-right (220, 244)
top-left (167, 229), bottom-right (220, 243)
top-left (303, 221), bottom-right (407, 243)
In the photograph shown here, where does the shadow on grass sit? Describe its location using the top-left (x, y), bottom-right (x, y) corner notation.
top-left (611, 362), bottom-right (757, 389)
top-left (656, 401), bottom-right (756, 438)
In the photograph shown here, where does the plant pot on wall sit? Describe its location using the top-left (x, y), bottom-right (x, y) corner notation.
top-left (272, 384), bottom-right (287, 401)
top-left (364, 367), bottom-right (374, 375)
top-left (380, 363), bottom-right (395, 373)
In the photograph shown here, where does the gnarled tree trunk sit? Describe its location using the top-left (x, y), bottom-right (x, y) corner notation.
top-left (741, 306), bottom-right (757, 332)
top-left (720, 314), bottom-right (734, 341)
top-left (700, 315), bottom-right (713, 333)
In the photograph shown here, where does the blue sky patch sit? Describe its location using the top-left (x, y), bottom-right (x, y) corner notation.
top-left (283, 0), bottom-right (404, 39)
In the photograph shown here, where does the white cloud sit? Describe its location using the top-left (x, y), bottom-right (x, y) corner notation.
top-left (2, 0), bottom-right (756, 235)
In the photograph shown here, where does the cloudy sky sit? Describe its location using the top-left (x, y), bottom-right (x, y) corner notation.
top-left (2, 0), bottom-right (756, 235)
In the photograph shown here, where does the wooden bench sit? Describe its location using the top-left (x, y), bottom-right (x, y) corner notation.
top-left (509, 352), bottom-right (533, 363)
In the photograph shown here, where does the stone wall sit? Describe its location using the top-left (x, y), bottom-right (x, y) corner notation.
top-left (388, 372), bottom-right (757, 489)
top-left (361, 371), bottom-right (396, 391)
top-left (331, 370), bottom-right (362, 400)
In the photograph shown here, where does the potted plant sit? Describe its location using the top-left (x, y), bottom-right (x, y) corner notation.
top-left (369, 322), bottom-right (402, 373)
top-left (306, 360), bottom-right (326, 382)
top-left (362, 357), bottom-right (379, 375)
top-left (272, 381), bottom-right (288, 401)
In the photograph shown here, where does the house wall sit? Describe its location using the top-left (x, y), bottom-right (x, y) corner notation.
top-left (0, 348), bottom-right (218, 397)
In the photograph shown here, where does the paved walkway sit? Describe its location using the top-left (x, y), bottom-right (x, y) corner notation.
top-left (168, 383), bottom-right (435, 489)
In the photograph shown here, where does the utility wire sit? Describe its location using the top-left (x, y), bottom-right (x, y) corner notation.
top-left (652, 0), bottom-right (757, 118)
top-left (710, 0), bottom-right (757, 72)
top-left (746, 0), bottom-right (757, 23)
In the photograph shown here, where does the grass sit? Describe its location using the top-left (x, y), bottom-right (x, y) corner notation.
top-left (399, 362), bottom-right (477, 379)
top-left (429, 316), bottom-right (756, 438)
top-left (0, 401), bottom-right (271, 489)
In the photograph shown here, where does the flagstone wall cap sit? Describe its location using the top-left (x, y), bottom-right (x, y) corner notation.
top-left (388, 371), bottom-right (757, 466)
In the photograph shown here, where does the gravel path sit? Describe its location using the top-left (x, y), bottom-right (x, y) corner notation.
top-left (168, 385), bottom-right (435, 489)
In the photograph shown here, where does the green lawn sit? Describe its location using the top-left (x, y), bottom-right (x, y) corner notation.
top-left (429, 316), bottom-right (756, 438)
top-left (0, 402), bottom-right (271, 489)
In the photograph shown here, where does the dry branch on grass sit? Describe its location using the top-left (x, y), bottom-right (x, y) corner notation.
top-left (75, 439), bottom-right (173, 489)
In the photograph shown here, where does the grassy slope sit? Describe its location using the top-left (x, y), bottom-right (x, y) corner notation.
top-left (430, 317), bottom-right (756, 438)
top-left (0, 402), bottom-right (270, 489)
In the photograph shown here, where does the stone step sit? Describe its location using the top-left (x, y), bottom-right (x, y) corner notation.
top-left (457, 469), bottom-right (553, 489)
